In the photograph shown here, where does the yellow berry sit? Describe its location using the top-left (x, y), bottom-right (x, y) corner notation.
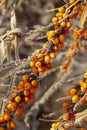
top-left (52, 17), bottom-right (58, 23)
top-left (44, 55), bottom-right (51, 61)
top-left (22, 75), bottom-right (29, 82)
top-left (72, 95), bottom-right (79, 102)
top-left (70, 89), bottom-right (77, 95)
top-left (59, 34), bottom-right (65, 42)
top-left (62, 113), bottom-right (69, 121)
top-left (60, 21), bottom-right (66, 27)
top-left (24, 90), bottom-right (30, 96)
top-left (35, 61), bottom-right (42, 68)
top-left (15, 96), bottom-right (22, 103)
top-left (58, 7), bottom-right (65, 13)
top-left (30, 61), bottom-right (35, 67)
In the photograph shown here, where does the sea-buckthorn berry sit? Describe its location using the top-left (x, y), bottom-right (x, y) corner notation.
top-left (35, 61), bottom-right (42, 68)
top-left (53, 45), bottom-right (59, 51)
top-left (70, 0), bottom-right (75, 4)
top-left (46, 62), bottom-right (51, 69)
top-left (63, 103), bottom-right (69, 108)
top-left (54, 25), bottom-right (59, 30)
top-left (60, 21), bottom-right (66, 27)
top-left (80, 87), bottom-right (87, 93)
top-left (30, 87), bottom-right (35, 94)
top-left (10, 121), bottom-right (16, 128)
top-left (18, 81), bottom-right (24, 88)
top-left (7, 103), bottom-right (17, 109)
top-left (44, 55), bottom-right (51, 61)
top-left (32, 67), bottom-right (39, 74)
top-left (70, 89), bottom-right (77, 95)
top-left (58, 7), bottom-right (65, 13)
top-left (66, 54), bottom-right (71, 59)
top-left (30, 61), bottom-right (35, 67)
top-left (52, 17), bottom-right (58, 23)
top-left (66, 22), bottom-right (72, 28)
top-left (72, 95), bottom-right (79, 102)
top-left (59, 35), bottom-right (65, 42)
top-left (15, 96), bottom-right (22, 103)
top-left (31, 80), bottom-right (38, 87)
top-left (73, 5), bottom-right (79, 11)
top-left (23, 75), bottom-right (30, 82)
top-left (38, 66), bottom-right (46, 72)
top-left (50, 52), bottom-right (56, 59)
top-left (4, 113), bottom-right (10, 121)
top-left (53, 38), bottom-right (59, 44)
top-left (7, 122), bottom-right (11, 129)
top-left (8, 97), bottom-right (14, 102)
top-left (24, 96), bottom-right (30, 103)
top-left (24, 90), bottom-right (30, 96)
top-left (24, 82), bottom-right (31, 89)
top-left (38, 53), bottom-right (44, 59)
top-left (0, 127), bottom-right (4, 130)
top-left (56, 12), bottom-right (63, 18)
top-left (63, 13), bottom-right (68, 18)
top-left (58, 42), bottom-right (64, 48)
top-left (84, 73), bottom-right (87, 79)
top-left (49, 30), bottom-right (56, 37)
top-left (62, 113), bottom-right (69, 121)
top-left (0, 115), bottom-right (4, 123)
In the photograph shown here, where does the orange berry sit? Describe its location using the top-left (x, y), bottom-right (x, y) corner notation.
top-left (7, 103), bottom-right (17, 109)
top-left (31, 80), bottom-right (38, 87)
top-left (70, 89), bottom-right (77, 95)
top-left (70, 0), bottom-right (75, 4)
top-left (29, 61), bottom-right (35, 67)
top-left (67, 22), bottom-right (72, 28)
top-left (0, 115), bottom-right (4, 123)
top-left (59, 34), bottom-right (65, 42)
top-left (24, 82), bottom-right (31, 89)
top-left (38, 66), bottom-right (46, 72)
top-left (62, 113), bottom-right (69, 120)
top-left (58, 7), bottom-right (65, 13)
top-left (38, 53), bottom-right (44, 59)
top-left (49, 30), bottom-right (56, 37)
top-left (24, 96), bottom-right (30, 103)
top-left (22, 75), bottom-right (29, 82)
top-left (35, 61), bottom-right (42, 68)
top-left (56, 12), bottom-right (63, 17)
top-left (53, 38), bottom-right (59, 44)
top-left (4, 113), bottom-right (10, 121)
top-left (32, 67), bottom-right (39, 74)
top-left (54, 25), bottom-right (59, 30)
top-left (10, 121), bottom-right (16, 128)
top-left (30, 87), bottom-right (35, 94)
top-left (15, 96), bottom-right (22, 103)
top-left (72, 95), bottom-right (79, 102)
top-left (52, 17), bottom-right (58, 23)
top-left (63, 12), bottom-right (68, 18)
top-left (80, 87), bottom-right (87, 93)
top-left (24, 89), bottom-right (30, 96)
top-left (50, 52), bottom-right (56, 59)
top-left (44, 55), bottom-right (51, 61)
top-left (7, 122), bottom-right (11, 129)
top-left (60, 21), bottom-right (66, 27)
top-left (63, 103), bottom-right (69, 108)
top-left (66, 54), bottom-right (71, 59)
